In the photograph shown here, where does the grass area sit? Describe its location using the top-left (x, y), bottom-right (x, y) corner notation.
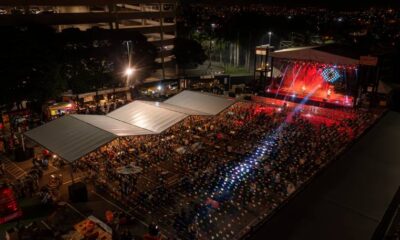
top-left (223, 65), bottom-right (251, 75)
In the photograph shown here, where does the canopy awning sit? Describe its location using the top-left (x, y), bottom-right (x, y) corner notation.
top-left (107, 100), bottom-right (188, 133)
top-left (72, 114), bottom-right (154, 136)
top-left (25, 115), bottom-right (116, 162)
top-left (140, 101), bottom-right (209, 115)
top-left (25, 90), bottom-right (236, 162)
top-left (164, 90), bottom-right (235, 115)
top-left (270, 46), bottom-right (360, 65)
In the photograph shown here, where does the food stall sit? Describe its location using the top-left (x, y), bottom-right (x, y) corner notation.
top-left (45, 102), bottom-right (77, 120)
top-left (63, 216), bottom-right (112, 240)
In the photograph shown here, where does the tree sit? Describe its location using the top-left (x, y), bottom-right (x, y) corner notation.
top-left (173, 38), bottom-right (207, 75)
top-left (0, 25), bottom-right (66, 112)
top-left (60, 27), bottom-right (157, 93)
top-left (0, 25), bottom-right (158, 112)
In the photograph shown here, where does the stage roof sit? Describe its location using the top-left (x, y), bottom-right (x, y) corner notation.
top-left (25, 90), bottom-right (236, 162)
top-left (270, 46), bottom-right (360, 65)
top-left (164, 90), bottom-right (235, 115)
top-left (25, 115), bottom-right (116, 162)
top-left (107, 100), bottom-right (188, 133)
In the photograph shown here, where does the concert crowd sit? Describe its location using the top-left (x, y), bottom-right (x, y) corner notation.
top-left (71, 100), bottom-right (376, 239)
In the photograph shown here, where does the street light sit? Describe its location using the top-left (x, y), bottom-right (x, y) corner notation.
top-left (125, 67), bottom-right (136, 86)
top-left (125, 67), bottom-right (135, 76)
top-left (268, 31), bottom-right (272, 45)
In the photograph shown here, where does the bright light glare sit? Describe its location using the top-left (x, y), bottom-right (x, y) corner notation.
top-left (125, 67), bottom-right (135, 76)
top-left (157, 85), bottom-right (162, 91)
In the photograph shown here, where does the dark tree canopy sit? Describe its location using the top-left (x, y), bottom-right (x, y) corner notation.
top-left (173, 37), bottom-right (207, 70)
top-left (0, 25), bottom-right (157, 111)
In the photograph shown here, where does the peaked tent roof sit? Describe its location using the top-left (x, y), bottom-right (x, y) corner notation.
top-left (107, 100), bottom-right (188, 133)
top-left (140, 101), bottom-right (209, 115)
top-left (72, 114), bottom-right (154, 136)
top-left (164, 90), bottom-right (235, 115)
top-left (25, 115), bottom-right (116, 162)
top-left (25, 90), bottom-right (236, 162)
top-left (270, 46), bottom-right (360, 65)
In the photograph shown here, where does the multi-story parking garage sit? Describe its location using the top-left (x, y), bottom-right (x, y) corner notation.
top-left (0, 0), bottom-right (177, 81)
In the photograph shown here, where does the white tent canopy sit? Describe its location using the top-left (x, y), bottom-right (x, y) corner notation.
top-left (25, 115), bottom-right (116, 162)
top-left (270, 46), bottom-right (360, 65)
top-left (164, 90), bottom-right (235, 115)
top-left (140, 101), bottom-right (209, 115)
top-left (72, 114), bottom-right (154, 137)
top-left (25, 90), bottom-right (236, 162)
top-left (107, 100), bottom-right (188, 133)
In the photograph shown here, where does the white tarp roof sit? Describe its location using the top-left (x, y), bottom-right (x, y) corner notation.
top-left (107, 100), bottom-right (188, 133)
top-left (164, 90), bottom-right (235, 115)
top-left (25, 115), bottom-right (116, 162)
top-left (72, 114), bottom-right (153, 137)
top-left (270, 46), bottom-right (360, 65)
top-left (25, 90), bottom-right (236, 162)
top-left (141, 101), bottom-right (209, 115)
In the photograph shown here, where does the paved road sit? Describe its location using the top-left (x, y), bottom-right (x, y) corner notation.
top-left (249, 111), bottom-right (400, 240)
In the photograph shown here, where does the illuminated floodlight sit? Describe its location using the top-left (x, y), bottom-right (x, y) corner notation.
top-left (125, 67), bottom-right (135, 76)
top-left (157, 85), bottom-right (162, 91)
top-left (321, 67), bottom-right (340, 83)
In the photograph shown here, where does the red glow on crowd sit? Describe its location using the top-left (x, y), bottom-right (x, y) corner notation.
top-left (269, 61), bottom-right (357, 107)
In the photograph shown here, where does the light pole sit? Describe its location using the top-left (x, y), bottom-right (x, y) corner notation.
top-left (268, 31), bottom-right (272, 46)
top-left (209, 23), bottom-right (216, 74)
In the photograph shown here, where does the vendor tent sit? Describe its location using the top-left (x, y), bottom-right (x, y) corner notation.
top-left (107, 100), bottom-right (188, 133)
top-left (164, 90), bottom-right (235, 115)
top-left (25, 115), bottom-right (116, 162)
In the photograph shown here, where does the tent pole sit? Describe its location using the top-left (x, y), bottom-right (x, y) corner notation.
top-left (69, 163), bottom-right (75, 184)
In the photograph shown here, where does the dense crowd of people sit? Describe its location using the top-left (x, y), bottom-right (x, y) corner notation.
top-left (71, 99), bottom-right (377, 239)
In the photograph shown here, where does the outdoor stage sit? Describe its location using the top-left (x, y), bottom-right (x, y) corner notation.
top-left (265, 88), bottom-right (354, 108)
top-left (264, 46), bottom-right (362, 108)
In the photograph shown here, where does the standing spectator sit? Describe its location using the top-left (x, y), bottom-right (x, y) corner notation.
top-left (0, 160), bottom-right (5, 176)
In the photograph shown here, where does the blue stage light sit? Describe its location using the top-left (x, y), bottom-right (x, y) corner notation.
top-left (322, 67), bottom-right (341, 83)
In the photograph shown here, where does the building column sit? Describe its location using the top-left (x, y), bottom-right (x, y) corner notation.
top-left (159, 3), bottom-right (166, 81)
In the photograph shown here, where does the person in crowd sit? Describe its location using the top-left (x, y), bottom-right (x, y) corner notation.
top-left (72, 99), bottom-right (375, 240)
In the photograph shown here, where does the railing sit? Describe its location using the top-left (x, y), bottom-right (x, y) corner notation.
top-left (371, 187), bottom-right (400, 240)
